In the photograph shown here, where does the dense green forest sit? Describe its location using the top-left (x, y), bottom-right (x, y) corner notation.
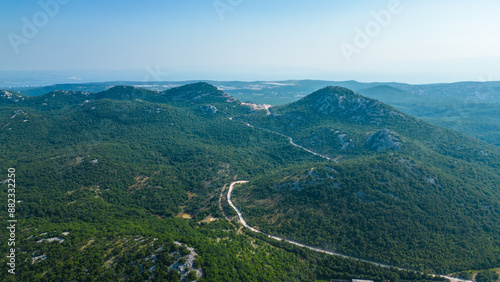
top-left (233, 156), bottom-right (500, 273)
top-left (0, 83), bottom-right (497, 280)
top-left (11, 79), bottom-right (499, 146)
top-left (231, 87), bottom-right (499, 273)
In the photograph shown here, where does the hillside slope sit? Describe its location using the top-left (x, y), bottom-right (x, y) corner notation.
top-left (0, 83), bottom-right (496, 279)
top-left (232, 86), bottom-right (500, 273)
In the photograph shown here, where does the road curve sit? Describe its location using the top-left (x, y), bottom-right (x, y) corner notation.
top-left (227, 117), bottom-right (472, 282)
top-left (227, 181), bottom-right (472, 282)
top-left (226, 180), bottom-right (260, 233)
top-left (228, 181), bottom-right (392, 266)
top-left (237, 119), bottom-right (336, 162)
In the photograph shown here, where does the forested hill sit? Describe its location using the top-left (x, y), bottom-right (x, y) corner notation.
top-left (232, 86), bottom-right (500, 273)
top-left (0, 82), bottom-right (375, 281)
top-left (157, 82), bottom-right (237, 104)
top-left (0, 82), bottom-right (497, 280)
top-left (243, 86), bottom-right (499, 165)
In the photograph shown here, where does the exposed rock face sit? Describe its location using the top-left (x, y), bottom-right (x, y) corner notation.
top-left (0, 90), bottom-right (24, 103)
top-left (168, 241), bottom-right (204, 281)
top-left (367, 129), bottom-right (402, 151)
top-left (338, 134), bottom-right (351, 150)
top-left (199, 104), bottom-right (218, 114)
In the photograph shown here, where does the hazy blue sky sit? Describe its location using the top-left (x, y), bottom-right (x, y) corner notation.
top-left (1, 0), bottom-right (499, 83)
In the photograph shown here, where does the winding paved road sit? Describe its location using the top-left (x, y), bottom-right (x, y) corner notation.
top-left (227, 181), bottom-right (472, 282)
top-left (238, 119), bottom-right (336, 162)
top-left (227, 116), bottom-right (472, 282)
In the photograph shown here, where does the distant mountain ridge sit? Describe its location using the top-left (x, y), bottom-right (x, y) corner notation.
top-left (8, 80), bottom-right (500, 103)
top-left (159, 82), bottom-right (237, 103)
top-left (5, 79), bottom-right (499, 145)
top-left (1, 82), bottom-right (241, 109)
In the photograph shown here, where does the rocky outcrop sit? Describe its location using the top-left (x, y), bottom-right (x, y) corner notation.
top-left (366, 129), bottom-right (402, 151)
top-left (199, 104), bottom-right (218, 114)
top-left (338, 134), bottom-right (351, 150)
top-left (0, 90), bottom-right (25, 103)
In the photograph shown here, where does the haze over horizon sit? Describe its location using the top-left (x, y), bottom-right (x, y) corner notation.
top-left (1, 0), bottom-right (499, 85)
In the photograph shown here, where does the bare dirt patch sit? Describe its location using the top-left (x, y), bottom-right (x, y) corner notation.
top-left (176, 212), bottom-right (192, 219)
top-left (127, 176), bottom-right (149, 193)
